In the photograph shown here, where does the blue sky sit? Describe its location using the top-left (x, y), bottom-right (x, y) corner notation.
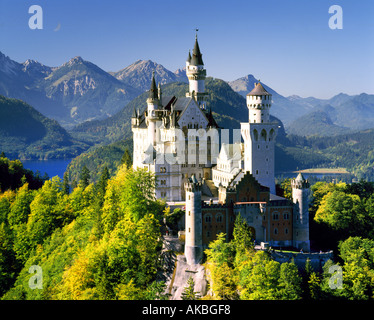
top-left (0, 0), bottom-right (373, 98)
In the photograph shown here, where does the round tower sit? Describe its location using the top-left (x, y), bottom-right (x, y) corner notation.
top-left (291, 173), bottom-right (310, 251)
top-left (184, 175), bottom-right (203, 265)
top-left (241, 81), bottom-right (277, 194)
top-left (246, 81), bottom-right (271, 124)
top-left (186, 33), bottom-right (207, 109)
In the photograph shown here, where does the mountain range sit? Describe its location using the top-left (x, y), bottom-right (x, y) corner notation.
top-left (1, 50), bottom-right (374, 136)
top-left (0, 52), bottom-right (187, 129)
top-left (287, 93), bottom-right (374, 136)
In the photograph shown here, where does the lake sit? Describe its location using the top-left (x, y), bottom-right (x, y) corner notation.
top-left (276, 171), bottom-right (349, 181)
top-left (22, 159), bottom-right (72, 179)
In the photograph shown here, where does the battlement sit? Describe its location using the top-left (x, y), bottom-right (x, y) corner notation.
top-left (185, 175), bottom-right (202, 193)
top-left (201, 201), bottom-right (227, 209)
top-left (291, 172), bottom-right (310, 189)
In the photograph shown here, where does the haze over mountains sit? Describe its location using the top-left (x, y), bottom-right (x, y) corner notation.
top-left (1, 50), bottom-right (374, 137)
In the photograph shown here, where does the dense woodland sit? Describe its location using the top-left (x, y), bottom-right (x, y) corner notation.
top-left (1, 154), bottom-right (374, 300)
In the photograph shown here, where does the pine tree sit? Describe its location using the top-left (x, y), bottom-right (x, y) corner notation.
top-left (62, 171), bottom-right (70, 195)
top-left (121, 148), bottom-right (132, 169)
top-left (181, 277), bottom-right (200, 300)
top-left (232, 213), bottom-right (253, 258)
top-left (79, 165), bottom-right (90, 189)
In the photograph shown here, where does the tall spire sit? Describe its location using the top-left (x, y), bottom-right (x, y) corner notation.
top-left (190, 32), bottom-right (204, 66)
top-left (148, 71), bottom-right (158, 100)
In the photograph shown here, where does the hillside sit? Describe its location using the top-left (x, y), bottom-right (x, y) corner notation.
top-left (71, 77), bottom-right (288, 144)
top-left (288, 93), bottom-right (374, 135)
top-left (286, 111), bottom-right (350, 137)
top-left (65, 138), bottom-right (133, 184)
top-left (0, 95), bottom-right (88, 160)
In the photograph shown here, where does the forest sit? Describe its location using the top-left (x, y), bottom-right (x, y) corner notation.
top-left (1, 154), bottom-right (374, 300)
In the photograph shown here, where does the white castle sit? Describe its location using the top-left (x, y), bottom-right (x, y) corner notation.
top-left (132, 34), bottom-right (311, 255)
top-left (132, 34), bottom-right (278, 200)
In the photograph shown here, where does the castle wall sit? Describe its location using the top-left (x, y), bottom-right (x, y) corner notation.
top-left (266, 206), bottom-right (293, 246)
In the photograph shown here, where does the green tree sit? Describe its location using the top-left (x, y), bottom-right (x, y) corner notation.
top-left (308, 272), bottom-right (322, 300)
top-left (277, 262), bottom-right (302, 299)
top-left (8, 183), bottom-right (35, 228)
top-left (181, 277), bottom-right (200, 300)
top-left (62, 171), bottom-right (70, 195)
top-left (279, 178), bottom-right (292, 200)
top-left (15, 178), bottom-right (73, 262)
top-left (121, 148), bottom-right (132, 169)
top-left (79, 165), bottom-right (90, 189)
top-left (239, 251), bottom-right (280, 300)
top-left (102, 166), bottom-right (162, 234)
top-left (315, 190), bottom-right (364, 233)
top-left (232, 213), bottom-right (253, 263)
top-left (205, 233), bottom-right (238, 299)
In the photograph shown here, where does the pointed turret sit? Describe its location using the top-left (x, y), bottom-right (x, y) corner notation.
top-left (148, 71), bottom-right (158, 101)
top-left (186, 32), bottom-right (207, 108)
top-left (190, 36), bottom-right (204, 66)
top-left (131, 106), bottom-right (137, 118)
top-left (187, 50), bottom-right (192, 63)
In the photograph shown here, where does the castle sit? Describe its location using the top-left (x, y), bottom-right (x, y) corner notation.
top-left (132, 35), bottom-right (311, 264)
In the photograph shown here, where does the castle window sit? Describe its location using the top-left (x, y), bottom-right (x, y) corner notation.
top-left (207, 231), bottom-right (211, 238)
top-left (273, 213), bottom-right (279, 220)
top-left (285, 228), bottom-right (289, 234)
top-left (274, 228), bottom-right (278, 235)
top-left (216, 214), bottom-right (223, 223)
top-left (284, 213), bottom-right (290, 220)
top-left (204, 214), bottom-right (212, 223)
top-left (256, 170), bottom-right (259, 175)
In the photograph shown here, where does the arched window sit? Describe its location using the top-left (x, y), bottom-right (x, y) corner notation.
top-left (273, 212), bottom-right (279, 220)
top-left (216, 214), bottom-right (223, 223)
top-left (204, 214), bottom-right (212, 223)
top-left (261, 129), bottom-right (267, 141)
top-left (269, 128), bottom-right (275, 141)
top-left (253, 129), bottom-right (258, 141)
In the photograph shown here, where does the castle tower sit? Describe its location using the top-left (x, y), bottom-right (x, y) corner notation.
top-left (184, 175), bottom-right (203, 265)
top-left (146, 71), bottom-right (160, 146)
top-left (291, 173), bottom-right (310, 251)
top-left (186, 33), bottom-right (207, 110)
top-left (241, 81), bottom-right (278, 194)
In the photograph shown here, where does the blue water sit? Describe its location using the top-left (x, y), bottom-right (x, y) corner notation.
top-left (22, 159), bottom-right (72, 179)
